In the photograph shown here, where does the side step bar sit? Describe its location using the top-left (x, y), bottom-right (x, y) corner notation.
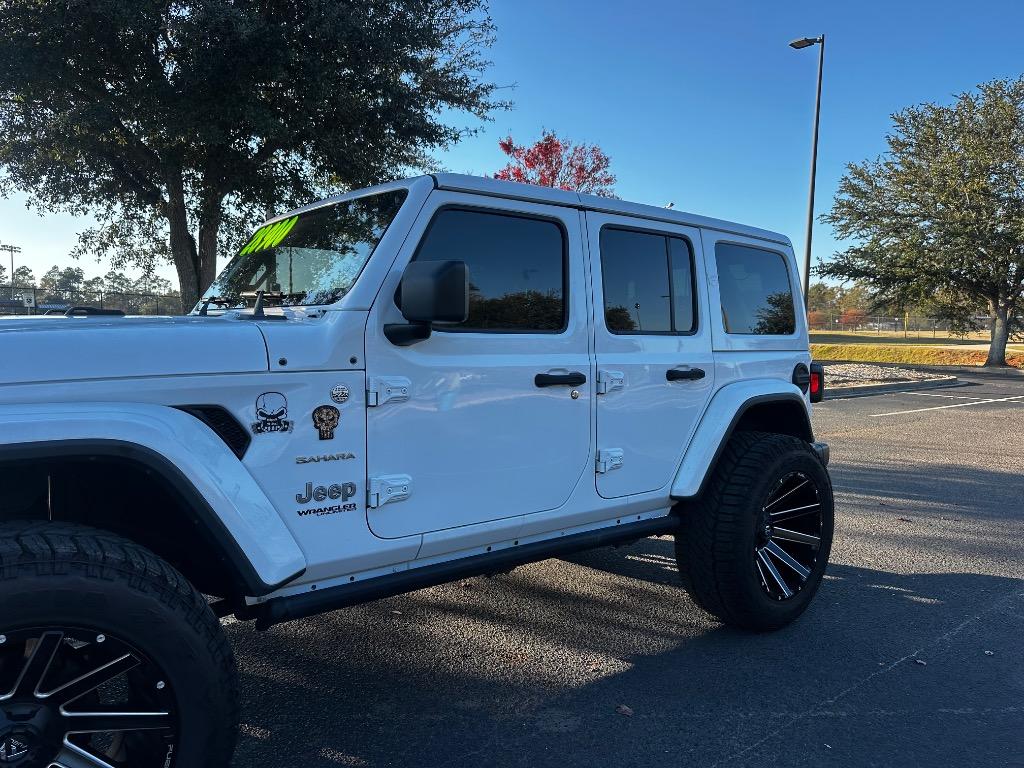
top-left (247, 515), bottom-right (680, 629)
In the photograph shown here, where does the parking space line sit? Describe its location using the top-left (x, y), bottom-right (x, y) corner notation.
top-left (871, 394), bottom-right (1024, 417)
top-left (901, 392), bottom-right (990, 400)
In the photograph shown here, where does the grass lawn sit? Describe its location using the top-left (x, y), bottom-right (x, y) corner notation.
top-left (809, 330), bottom-right (999, 346)
top-left (811, 342), bottom-right (1024, 369)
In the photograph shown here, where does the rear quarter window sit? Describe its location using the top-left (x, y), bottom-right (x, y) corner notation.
top-left (715, 243), bottom-right (796, 335)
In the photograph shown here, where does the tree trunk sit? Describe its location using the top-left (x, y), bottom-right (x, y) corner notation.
top-left (171, 253), bottom-right (199, 314)
top-left (165, 170), bottom-right (201, 313)
top-left (985, 305), bottom-right (1010, 367)
top-left (196, 201), bottom-right (222, 301)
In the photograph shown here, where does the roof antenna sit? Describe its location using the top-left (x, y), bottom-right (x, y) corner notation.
top-left (252, 290), bottom-right (266, 318)
top-left (665, 202), bottom-right (675, 209)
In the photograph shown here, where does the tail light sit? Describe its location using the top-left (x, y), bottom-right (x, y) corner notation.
top-left (809, 362), bottom-right (824, 403)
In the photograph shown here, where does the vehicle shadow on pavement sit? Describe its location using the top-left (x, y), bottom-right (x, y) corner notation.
top-left (829, 459), bottom-right (1024, 516)
top-left (826, 458), bottom-right (1024, 572)
top-left (228, 533), bottom-right (1024, 768)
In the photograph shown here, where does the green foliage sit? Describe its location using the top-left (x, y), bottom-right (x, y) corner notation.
top-left (39, 266), bottom-right (86, 296)
top-left (820, 76), bottom-right (1024, 366)
top-left (34, 263), bottom-right (178, 313)
top-left (12, 266), bottom-right (35, 286)
top-left (754, 292), bottom-right (796, 335)
top-left (0, 0), bottom-right (504, 309)
top-left (466, 288), bottom-right (563, 330)
top-left (805, 282), bottom-right (842, 312)
top-left (836, 283), bottom-right (875, 313)
top-left (0, 263), bottom-right (31, 288)
top-left (605, 305), bottom-right (637, 331)
top-left (805, 281), bottom-right (879, 313)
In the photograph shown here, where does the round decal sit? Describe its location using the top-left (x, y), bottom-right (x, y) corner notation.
top-left (330, 384), bottom-right (350, 404)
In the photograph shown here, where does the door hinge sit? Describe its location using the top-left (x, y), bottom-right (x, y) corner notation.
top-left (596, 448), bottom-right (625, 473)
top-left (367, 376), bottom-right (411, 407)
top-left (368, 474), bottom-right (412, 509)
top-left (596, 369), bottom-right (625, 395)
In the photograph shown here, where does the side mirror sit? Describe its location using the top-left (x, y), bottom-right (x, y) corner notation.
top-left (398, 260), bottom-right (469, 324)
top-left (386, 260), bottom-right (469, 345)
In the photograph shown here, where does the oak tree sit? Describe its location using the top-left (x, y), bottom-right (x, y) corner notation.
top-left (821, 77), bottom-right (1024, 366)
top-left (0, 0), bottom-right (503, 310)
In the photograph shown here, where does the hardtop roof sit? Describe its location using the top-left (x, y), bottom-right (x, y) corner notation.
top-left (431, 173), bottom-right (792, 246)
top-left (264, 173), bottom-right (791, 247)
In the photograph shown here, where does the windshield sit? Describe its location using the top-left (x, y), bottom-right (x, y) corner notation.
top-left (200, 189), bottom-right (407, 309)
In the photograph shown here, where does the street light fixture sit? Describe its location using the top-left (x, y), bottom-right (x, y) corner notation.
top-left (789, 33), bottom-right (825, 300)
top-left (789, 37), bottom-right (818, 50)
top-left (0, 243), bottom-right (22, 301)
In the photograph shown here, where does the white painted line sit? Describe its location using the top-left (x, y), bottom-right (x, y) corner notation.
top-left (901, 392), bottom-right (990, 400)
top-left (870, 394), bottom-right (1024, 417)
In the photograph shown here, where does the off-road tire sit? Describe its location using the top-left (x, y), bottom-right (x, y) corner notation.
top-left (0, 520), bottom-right (239, 767)
top-left (675, 431), bottom-right (834, 631)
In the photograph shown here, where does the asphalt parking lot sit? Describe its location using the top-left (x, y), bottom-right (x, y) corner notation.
top-left (229, 367), bottom-right (1024, 768)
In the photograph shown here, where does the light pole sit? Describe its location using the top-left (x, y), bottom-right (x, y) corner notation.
top-left (789, 34), bottom-right (825, 300)
top-left (0, 243), bottom-right (21, 300)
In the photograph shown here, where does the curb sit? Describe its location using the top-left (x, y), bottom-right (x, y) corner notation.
top-left (825, 375), bottom-right (958, 399)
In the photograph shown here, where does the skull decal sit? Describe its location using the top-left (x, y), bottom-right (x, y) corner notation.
top-left (251, 392), bottom-right (293, 434)
top-left (312, 405), bottom-right (340, 440)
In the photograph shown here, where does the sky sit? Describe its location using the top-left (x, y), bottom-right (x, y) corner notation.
top-left (2, 0), bottom-right (1023, 288)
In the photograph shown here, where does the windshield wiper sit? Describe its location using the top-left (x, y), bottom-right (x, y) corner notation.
top-left (198, 290), bottom-right (306, 318)
top-left (197, 296), bottom-right (238, 316)
top-left (233, 290), bottom-right (307, 320)
top-left (239, 290), bottom-right (307, 308)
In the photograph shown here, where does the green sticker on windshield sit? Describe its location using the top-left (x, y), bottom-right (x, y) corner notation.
top-left (239, 216), bottom-right (298, 255)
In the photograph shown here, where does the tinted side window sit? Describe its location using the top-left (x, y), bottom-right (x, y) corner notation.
top-left (601, 227), bottom-right (696, 334)
top-left (413, 208), bottom-right (566, 332)
top-left (715, 243), bottom-right (795, 335)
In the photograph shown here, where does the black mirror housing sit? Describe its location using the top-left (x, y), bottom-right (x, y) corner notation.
top-left (398, 260), bottom-right (469, 324)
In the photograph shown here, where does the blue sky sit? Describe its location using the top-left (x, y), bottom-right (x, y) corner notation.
top-left (2, 0), bottom-right (1023, 286)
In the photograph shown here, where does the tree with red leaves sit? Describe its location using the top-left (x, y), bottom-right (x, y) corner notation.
top-left (494, 130), bottom-right (617, 197)
top-left (839, 308), bottom-right (867, 327)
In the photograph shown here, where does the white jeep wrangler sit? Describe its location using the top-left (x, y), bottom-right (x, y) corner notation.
top-left (0, 175), bottom-right (831, 767)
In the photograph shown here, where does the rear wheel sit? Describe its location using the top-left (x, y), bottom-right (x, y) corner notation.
top-left (0, 521), bottom-right (239, 767)
top-left (675, 431), bottom-right (834, 631)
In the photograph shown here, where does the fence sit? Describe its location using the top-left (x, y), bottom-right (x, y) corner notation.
top-left (807, 312), bottom-right (992, 339)
top-left (0, 285), bottom-right (183, 316)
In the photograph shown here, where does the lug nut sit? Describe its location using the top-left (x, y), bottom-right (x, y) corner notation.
top-left (96, 634), bottom-right (106, 643)
top-left (0, 635), bottom-right (6, 644)
top-left (156, 681), bottom-right (166, 690)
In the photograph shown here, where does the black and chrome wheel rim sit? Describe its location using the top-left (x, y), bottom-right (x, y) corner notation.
top-left (0, 628), bottom-right (177, 768)
top-left (755, 471), bottom-right (823, 601)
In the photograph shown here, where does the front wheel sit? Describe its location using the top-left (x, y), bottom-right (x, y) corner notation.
top-left (675, 431), bottom-right (834, 631)
top-left (0, 521), bottom-right (239, 767)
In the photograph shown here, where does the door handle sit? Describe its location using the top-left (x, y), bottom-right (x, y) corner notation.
top-left (535, 371), bottom-right (587, 387)
top-left (666, 367), bottom-right (706, 382)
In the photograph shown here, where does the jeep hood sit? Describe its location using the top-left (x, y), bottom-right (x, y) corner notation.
top-left (0, 316), bottom-right (269, 385)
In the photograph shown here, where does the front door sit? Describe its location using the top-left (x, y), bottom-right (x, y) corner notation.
top-left (364, 194), bottom-right (592, 539)
top-left (586, 212), bottom-right (715, 498)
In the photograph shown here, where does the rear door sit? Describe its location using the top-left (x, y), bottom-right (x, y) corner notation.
top-left (586, 212), bottom-right (715, 498)
top-left (364, 194), bottom-right (593, 539)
